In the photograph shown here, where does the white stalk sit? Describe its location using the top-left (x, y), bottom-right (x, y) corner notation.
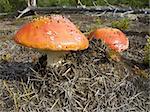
top-left (45, 51), bottom-right (67, 67)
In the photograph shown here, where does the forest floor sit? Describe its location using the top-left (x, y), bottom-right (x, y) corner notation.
top-left (0, 12), bottom-right (149, 112)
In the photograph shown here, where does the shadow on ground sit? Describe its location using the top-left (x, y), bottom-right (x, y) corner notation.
top-left (0, 61), bottom-right (34, 82)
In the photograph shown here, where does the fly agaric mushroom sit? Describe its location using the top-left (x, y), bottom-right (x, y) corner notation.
top-left (88, 27), bottom-right (129, 52)
top-left (88, 27), bottom-right (129, 61)
top-left (14, 15), bottom-right (89, 66)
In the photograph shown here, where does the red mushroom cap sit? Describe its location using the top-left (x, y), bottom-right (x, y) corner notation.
top-left (14, 15), bottom-right (89, 51)
top-left (88, 27), bottom-right (129, 52)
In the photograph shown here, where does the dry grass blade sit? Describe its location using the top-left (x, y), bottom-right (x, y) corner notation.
top-left (50, 98), bottom-right (59, 111)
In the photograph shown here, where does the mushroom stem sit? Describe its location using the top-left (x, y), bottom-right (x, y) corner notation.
top-left (44, 51), bottom-right (67, 67)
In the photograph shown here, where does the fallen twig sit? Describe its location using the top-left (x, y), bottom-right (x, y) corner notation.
top-left (16, 6), bottom-right (150, 19)
top-left (31, 6), bottom-right (150, 14)
top-left (16, 0), bottom-right (37, 19)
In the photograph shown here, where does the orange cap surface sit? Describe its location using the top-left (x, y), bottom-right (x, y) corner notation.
top-left (88, 27), bottom-right (129, 52)
top-left (14, 15), bottom-right (89, 51)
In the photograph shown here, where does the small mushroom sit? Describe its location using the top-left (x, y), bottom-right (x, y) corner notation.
top-left (14, 15), bottom-right (89, 66)
top-left (88, 27), bottom-right (129, 62)
top-left (88, 27), bottom-right (129, 52)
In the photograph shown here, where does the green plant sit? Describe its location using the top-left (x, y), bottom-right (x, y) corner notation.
top-left (38, 0), bottom-right (76, 7)
top-left (0, 0), bottom-right (149, 13)
top-left (0, 0), bottom-right (12, 12)
top-left (0, 0), bottom-right (26, 13)
top-left (111, 18), bottom-right (130, 30)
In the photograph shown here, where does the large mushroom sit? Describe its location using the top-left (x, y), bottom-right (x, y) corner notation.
top-left (14, 15), bottom-right (89, 66)
top-left (88, 27), bottom-right (129, 61)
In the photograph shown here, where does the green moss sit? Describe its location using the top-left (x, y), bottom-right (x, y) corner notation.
top-left (111, 18), bottom-right (130, 30)
top-left (91, 18), bottom-right (102, 30)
